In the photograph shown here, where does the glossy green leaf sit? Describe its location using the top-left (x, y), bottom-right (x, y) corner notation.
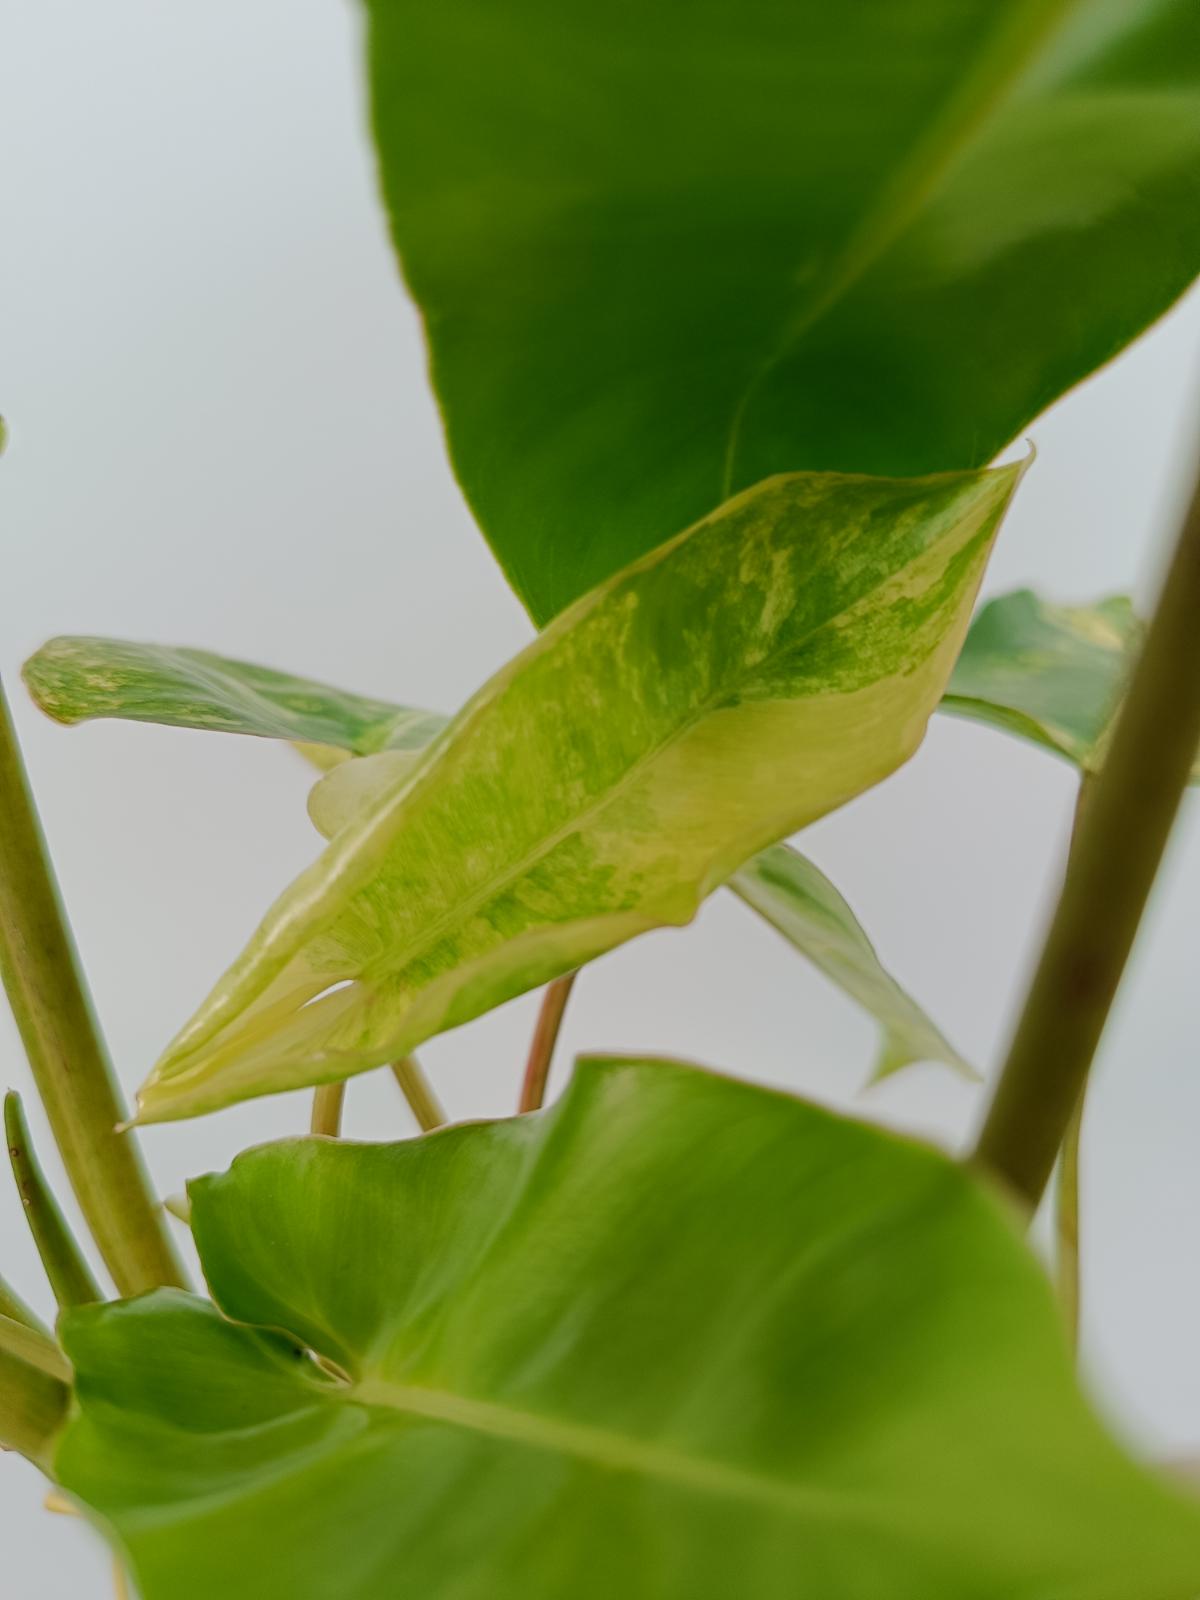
top-left (730, 843), bottom-right (970, 1081)
top-left (131, 465), bottom-right (1017, 1121)
top-left (23, 637), bottom-right (446, 756)
top-left (59, 1056), bottom-right (1200, 1599)
top-left (944, 587), bottom-right (1200, 777)
top-left (367, 0), bottom-right (1200, 623)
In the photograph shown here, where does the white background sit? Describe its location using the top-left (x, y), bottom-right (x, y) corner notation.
top-left (2, 2), bottom-right (1200, 1591)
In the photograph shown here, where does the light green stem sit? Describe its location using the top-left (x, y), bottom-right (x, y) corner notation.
top-left (311, 1082), bottom-right (346, 1137)
top-left (0, 1312), bottom-right (70, 1383)
top-left (0, 1270), bottom-right (50, 1337)
top-left (0, 1342), bottom-right (67, 1469)
top-left (390, 1056), bottom-right (446, 1132)
top-left (0, 679), bottom-right (186, 1294)
top-left (5, 1091), bottom-right (103, 1307)
top-left (976, 447), bottom-right (1200, 1208)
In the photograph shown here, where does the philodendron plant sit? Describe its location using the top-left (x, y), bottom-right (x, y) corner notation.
top-left (4, 3), bottom-right (1200, 1595)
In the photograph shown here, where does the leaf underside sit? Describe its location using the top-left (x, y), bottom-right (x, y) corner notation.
top-left (58, 1058), bottom-right (1200, 1600)
top-left (366, 0), bottom-right (1200, 621)
top-left (120, 465), bottom-right (1015, 1120)
top-left (943, 587), bottom-right (1200, 778)
top-left (728, 843), bottom-right (971, 1081)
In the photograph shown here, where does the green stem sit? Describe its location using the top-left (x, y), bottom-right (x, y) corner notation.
top-left (518, 973), bottom-right (577, 1114)
top-left (975, 450), bottom-right (1200, 1208)
top-left (0, 1270), bottom-right (50, 1337)
top-left (0, 680), bottom-right (186, 1294)
top-left (311, 1082), bottom-right (346, 1138)
top-left (390, 1056), bottom-right (445, 1132)
top-left (5, 1091), bottom-right (103, 1307)
top-left (1055, 1090), bottom-right (1083, 1348)
top-left (0, 1343), bottom-right (67, 1469)
top-left (0, 1313), bottom-right (70, 1383)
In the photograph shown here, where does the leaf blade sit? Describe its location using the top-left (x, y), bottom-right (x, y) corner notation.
top-left (729, 843), bottom-right (971, 1080)
top-left (23, 637), bottom-right (447, 756)
top-left (366, 0), bottom-right (1200, 621)
top-left (134, 465), bottom-right (1018, 1120)
top-left (943, 587), bottom-right (1200, 779)
top-left (58, 1057), bottom-right (1200, 1599)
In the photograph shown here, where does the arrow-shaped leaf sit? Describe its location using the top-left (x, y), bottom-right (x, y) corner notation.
top-left (118, 465), bottom-right (1015, 1120)
top-left (58, 1056), bottom-right (1200, 1600)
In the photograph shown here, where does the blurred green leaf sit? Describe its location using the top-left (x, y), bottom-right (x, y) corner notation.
top-left (366, 0), bottom-right (1200, 622)
top-left (23, 637), bottom-right (446, 756)
top-left (730, 843), bottom-right (970, 1081)
top-left (944, 588), bottom-right (1200, 777)
top-left (130, 465), bottom-right (1016, 1121)
top-left (59, 1056), bottom-right (1200, 1599)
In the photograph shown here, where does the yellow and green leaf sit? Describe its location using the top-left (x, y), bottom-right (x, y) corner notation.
top-left (118, 465), bottom-right (1016, 1120)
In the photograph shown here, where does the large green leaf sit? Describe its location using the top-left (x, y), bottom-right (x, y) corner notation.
top-left (24, 641), bottom-right (968, 1090)
top-left (366, 0), bottom-right (1200, 623)
top-left (944, 587), bottom-right (1200, 777)
top-left (128, 466), bottom-right (1015, 1121)
top-left (58, 1056), bottom-right (1200, 1599)
top-left (729, 843), bottom-right (970, 1081)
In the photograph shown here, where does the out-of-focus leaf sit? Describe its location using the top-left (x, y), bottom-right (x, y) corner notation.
top-left (366, 0), bottom-right (1200, 622)
top-left (730, 843), bottom-right (970, 1081)
top-left (943, 587), bottom-right (1200, 777)
top-left (59, 1056), bottom-right (1200, 1599)
top-left (23, 637), bottom-right (446, 756)
top-left (131, 465), bottom-right (1017, 1121)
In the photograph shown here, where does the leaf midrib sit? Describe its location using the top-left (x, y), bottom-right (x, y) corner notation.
top-left (719, 0), bottom-right (1084, 496)
top-left (352, 1375), bottom-right (865, 1522)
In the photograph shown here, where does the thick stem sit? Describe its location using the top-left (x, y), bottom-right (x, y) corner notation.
top-left (390, 1057), bottom-right (445, 1132)
top-left (0, 1271), bottom-right (49, 1337)
top-left (1053, 774), bottom-right (1093, 1348)
top-left (1055, 1091), bottom-right (1083, 1348)
top-left (310, 1082), bottom-right (346, 1138)
top-left (0, 1344), bottom-right (67, 1469)
top-left (975, 452), bottom-right (1200, 1208)
top-left (518, 973), bottom-right (577, 1114)
top-left (0, 1313), bottom-right (71, 1383)
top-left (5, 1091), bottom-right (103, 1307)
top-left (0, 680), bottom-right (186, 1294)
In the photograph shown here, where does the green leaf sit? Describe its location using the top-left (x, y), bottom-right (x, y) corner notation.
top-left (130, 465), bottom-right (1017, 1121)
top-left (58, 1056), bottom-right (1200, 1599)
top-left (366, 0), bottom-right (1200, 623)
top-left (22, 637), bottom-right (447, 756)
top-left (730, 843), bottom-right (970, 1081)
top-left (944, 587), bottom-right (1200, 777)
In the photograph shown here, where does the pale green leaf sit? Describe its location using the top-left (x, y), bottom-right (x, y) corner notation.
top-left (58, 1057), bottom-right (1200, 1599)
top-left (366, 0), bottom-right (1200, 622)
top-left (22, 637), bottom-right (446, 756)
top-left (730, 843), bottom-right (971, 1081)
top-left (133, 465), bottom-right (1018, 1121)
top-left (944, 587), bottom-right (1200, 778)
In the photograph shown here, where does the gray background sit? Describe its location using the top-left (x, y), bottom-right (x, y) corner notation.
top-left (2, 1), bottom-right (1199, 1590)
